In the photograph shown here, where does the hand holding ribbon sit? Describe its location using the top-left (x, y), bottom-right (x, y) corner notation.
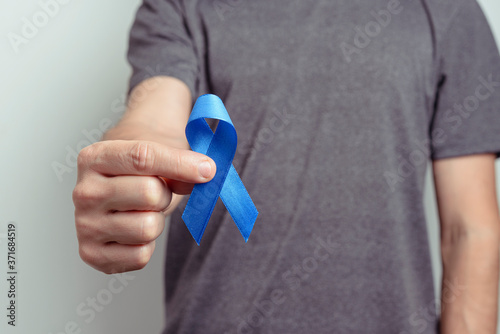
top-left (182, 94), bottom-right (258, 245)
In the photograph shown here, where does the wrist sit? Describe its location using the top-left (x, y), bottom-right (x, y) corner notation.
top-left (103, 121), bottom-right (189, 150)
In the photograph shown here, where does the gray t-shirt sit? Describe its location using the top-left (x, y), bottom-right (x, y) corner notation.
top-left (127, 0), bottom-right (500, 333)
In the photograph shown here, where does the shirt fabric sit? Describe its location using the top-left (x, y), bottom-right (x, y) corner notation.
top-left (127, 0), bottom-right (500, 333)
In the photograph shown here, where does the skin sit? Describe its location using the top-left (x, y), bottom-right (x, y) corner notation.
top-left (73, 76), bottom-right (212, 274)
top-left (73, 76), bottom-right (500, 332)
top-left (434, 154), bottom-right (499, 333)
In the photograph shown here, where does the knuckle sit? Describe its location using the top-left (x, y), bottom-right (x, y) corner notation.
top-left (72, 186), bottom-right (83, 204)
top-left (74, 214), bottom-right (105, 243)
top-left (74, 215), bottom-right (93, 237)
top-left (134, 244), bottom-right (153, 270)
top-left (77, 143), bottom-right (97, 167)
top-left (72, 184), bottom-right (102, 208)
top-left (141, 178), bottom-right (163, 208)
top-left (131, 142), bottom-right (155, 172)
top-left (72, 185), bottom-right (87, 203)
top-left (140, 213), bottom-right (158, 242)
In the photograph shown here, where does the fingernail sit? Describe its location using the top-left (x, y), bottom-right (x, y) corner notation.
top-left (198, 161), bottom-right (212, 179)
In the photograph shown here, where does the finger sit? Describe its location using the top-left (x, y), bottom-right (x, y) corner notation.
top-left (104, 175), bottom-right (172, 212)
top-left (79, 140), bottom-right (216, 183)
top-left (80, 241), bottom-right (156, 274)
top-left (101, 211), bottom-right (166, 244)
top-left (73, 172), bottom-right (114, 211)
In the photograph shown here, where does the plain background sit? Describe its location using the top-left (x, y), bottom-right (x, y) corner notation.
top-left (0, 1), bottom-right (499, 333)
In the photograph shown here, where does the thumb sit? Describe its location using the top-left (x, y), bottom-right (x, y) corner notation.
top-left (88, 140), bottom-right (216, 183)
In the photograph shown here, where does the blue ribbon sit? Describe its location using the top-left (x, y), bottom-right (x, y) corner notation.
top-left (182, 94), bottom-right (258, 245)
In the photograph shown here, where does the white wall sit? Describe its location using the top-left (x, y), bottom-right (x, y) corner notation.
top-left (0, 1), bottom-right (166, 333)
top-left (0, 1), bottom-right (498, 333)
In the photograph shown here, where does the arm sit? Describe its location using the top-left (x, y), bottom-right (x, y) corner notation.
top-left (433, 153), bottom-right (500, 333)
top-left (106, 76), bottom-right (190, 148)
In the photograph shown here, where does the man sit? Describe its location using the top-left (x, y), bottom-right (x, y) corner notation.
top-left (73, 0), bottom-right (500, 332)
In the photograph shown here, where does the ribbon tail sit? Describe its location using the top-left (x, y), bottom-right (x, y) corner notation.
top-left (220, 165), bottom-right (258, 242)
top-left (182, 181), bottom-right (221, 245)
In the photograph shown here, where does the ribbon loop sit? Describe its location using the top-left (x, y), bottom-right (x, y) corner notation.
top-left (182, 94), bottom-right (258, 245)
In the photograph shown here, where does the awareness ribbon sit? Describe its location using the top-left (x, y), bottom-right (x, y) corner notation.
top-left (182, 94), bottom-right (258, 245)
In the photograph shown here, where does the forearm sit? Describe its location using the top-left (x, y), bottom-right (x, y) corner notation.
top-left (104, 76), bottom-right (191, 148)
top-left (433, 154), bottom-right (500, 333)
top-left (440, 222), bottom-right (499, 333)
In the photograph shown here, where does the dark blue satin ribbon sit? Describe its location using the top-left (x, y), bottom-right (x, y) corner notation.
top-left (182, 94), bottom-right (258, 245)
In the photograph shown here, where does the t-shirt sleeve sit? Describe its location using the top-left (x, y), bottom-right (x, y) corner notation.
top-left (127, 0), bottom-right (198, 96)
top-left (430, 0), bottom-right (500, 160)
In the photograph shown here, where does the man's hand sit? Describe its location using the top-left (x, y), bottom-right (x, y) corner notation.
top-left (72, 76), bottom-right (209, 274)
top-left (73, 140), bottom-right (215, 274)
